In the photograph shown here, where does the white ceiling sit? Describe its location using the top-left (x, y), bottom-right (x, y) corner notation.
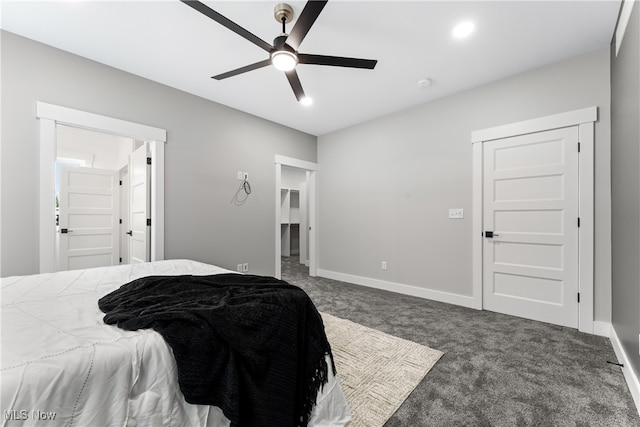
top-left (1, 0), bottom-right (621, 136)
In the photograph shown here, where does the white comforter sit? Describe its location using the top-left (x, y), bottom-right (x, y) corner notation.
top-left (1, 260), bottom-right (351, 426)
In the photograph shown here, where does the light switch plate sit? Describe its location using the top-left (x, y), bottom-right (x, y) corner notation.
top-left (449, 208), bottom-right (464, 219)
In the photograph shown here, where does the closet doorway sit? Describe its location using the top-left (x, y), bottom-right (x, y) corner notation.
top-left (274, 155), bottom-right (317, 280)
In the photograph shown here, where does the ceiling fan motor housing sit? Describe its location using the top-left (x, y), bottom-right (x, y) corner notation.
top-left (273, 35), bottom-right (293, 51)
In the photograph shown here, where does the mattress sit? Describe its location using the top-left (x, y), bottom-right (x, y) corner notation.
top-left (1, 259), bottom-right (351, 426)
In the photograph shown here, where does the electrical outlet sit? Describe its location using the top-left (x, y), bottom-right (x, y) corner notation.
top-left (381, 261), bottom-right (387, 270)
top-left (242, 263), bottom-right (249, 272)
top-left (243, 172), bottom-right (249, 180)
top-left (237, 264), bottom-right (243, 272)
top-left (449, 208), bottom-right (464, 219)
top-left (237, 171), bottom-right (244, 180)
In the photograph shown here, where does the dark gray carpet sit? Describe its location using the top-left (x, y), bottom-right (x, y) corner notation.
top-left (281, 256), bottom-right (640, 427)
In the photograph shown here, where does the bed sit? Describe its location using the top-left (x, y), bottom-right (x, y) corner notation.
top-left (1, 259), bottom-right (351, 426)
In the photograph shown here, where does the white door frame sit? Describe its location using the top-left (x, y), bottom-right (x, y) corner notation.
top-left (275, 155), bottom-right (318, 279)
top-left (471, 106), bottom-right (597, 334)
top-left (37, 102), bottom-right (166, 273)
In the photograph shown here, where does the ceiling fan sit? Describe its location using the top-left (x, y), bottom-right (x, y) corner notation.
top-left (180, 0), bottom-right (378, 104)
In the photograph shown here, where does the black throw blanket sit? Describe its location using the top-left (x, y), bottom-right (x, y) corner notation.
top-left (98, 273), bottom-right (335, 427)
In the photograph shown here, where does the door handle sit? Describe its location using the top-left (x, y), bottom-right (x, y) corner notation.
top-left (60, 228), bottom-right (73, 233)
top-left (484, 231), bottom-right (500, 238)
top-left (126, 231), bottom-right (133, 236)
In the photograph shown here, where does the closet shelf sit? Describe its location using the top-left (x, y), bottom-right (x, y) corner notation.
top-left (281, 187), bottom-right (300, 257)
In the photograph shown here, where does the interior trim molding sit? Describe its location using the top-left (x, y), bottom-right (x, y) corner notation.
top-left (610, 325), bottom-right (640, 417)
top-left (37, 102), bottom-right (167, 142)
top-left (470, 106), bottom-right (597, 143)
top-left (274, 154), bottom-right (318, 171)
top-left (593, 321), bottom-right (612, 338)
top-left (36, 102), bottom-right (166, 273)
top-left (317, 269), bottom-right (478, 309)
top-left (471, 106), bottom-right (597, 334)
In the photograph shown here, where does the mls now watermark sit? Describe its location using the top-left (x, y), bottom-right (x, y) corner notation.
top-left (4, 410), bottom-right (57, 421)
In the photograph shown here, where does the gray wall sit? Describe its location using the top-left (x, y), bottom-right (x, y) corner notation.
top-left (611, 4), bottom-right (640, 379)
top-left (0, 31), bottom-right (316, 277)
top-left (318, 48), bottom-right (612, 322)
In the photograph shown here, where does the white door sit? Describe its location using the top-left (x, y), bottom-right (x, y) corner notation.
top-left (58, 166), bottom-right (120, 271)
top-left (483, 126), bottom-right (579, 328)
top-left (129, 144), bottom-right (150, 264)
top-left (119, 168), bottom-right (130, 264)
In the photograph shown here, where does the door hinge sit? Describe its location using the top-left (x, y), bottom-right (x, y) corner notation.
top-left (119, 218), bottom-right (122, 224)
top-left (577, 293), bottom-right (581, 303)
top-left (578, 142), bottom-right (581, 152)
top-left (119, 257), bottom-right (123, 263)
top-left (147, 218), bottom-right (151, 226)
top-left (119, 180), bottom-right (123, 186)
top-left (578, 217), bottom-right (581, 227)
top-left (147, 157), bottom-right (152, 165)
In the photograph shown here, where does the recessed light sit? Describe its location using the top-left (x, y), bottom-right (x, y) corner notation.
top-left (300, 97), bottom-right (313, 106)
top-left (453, 21), bottom-right (475, 38)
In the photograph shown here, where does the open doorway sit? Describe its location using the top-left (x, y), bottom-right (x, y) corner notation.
top-left (274, 155), bottom-right (318, 280)
top-left (280, 166), bottom-right (308, 278)
top-left (55, 125), bottom-right (150, 271)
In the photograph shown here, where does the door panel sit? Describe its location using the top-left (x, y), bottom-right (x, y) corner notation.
top-left (493, 272), bottom-right (564, 305)
top-left (493, 241), bottom-right (564, 269)
top-left (58, 166), bottom-right (119, 271)
top-left (483, 126), bottom-right (579, 328)
top-left (494, 210), bottom-right (564, 234)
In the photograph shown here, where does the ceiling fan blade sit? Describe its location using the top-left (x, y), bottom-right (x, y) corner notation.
top-left (298, 53), bottom-right (377, 69)
top-left (212, 59), bottom-right (272, 80)
top-left (285, 0), bottom-right (328, 51)
top-left (181, 1), bottom-right (273, 52)
top-left (285, 70), bottom-right (306, 102)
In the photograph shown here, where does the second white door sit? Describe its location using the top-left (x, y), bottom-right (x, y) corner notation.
top-left (129, 144), bottom-right (151, 264)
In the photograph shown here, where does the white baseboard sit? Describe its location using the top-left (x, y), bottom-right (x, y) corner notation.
top-left (593, 321), bottom-right (611, 338)
top-left (610, 325), bottom-right (640, 417)
top-left (316, 269), bottom-right (478, 309)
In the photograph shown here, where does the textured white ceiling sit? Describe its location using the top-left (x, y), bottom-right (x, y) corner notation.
top-left (1, 0), bottom-right (621, 135)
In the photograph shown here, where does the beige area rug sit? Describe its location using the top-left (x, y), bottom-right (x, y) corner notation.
top-left (321, 312), bottom-right (444, 427)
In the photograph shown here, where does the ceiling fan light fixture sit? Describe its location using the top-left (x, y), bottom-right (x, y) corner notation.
top-left (271, 50), bottom-right (298, 71)
top-left (300, 96), bottom-right (313, 106)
